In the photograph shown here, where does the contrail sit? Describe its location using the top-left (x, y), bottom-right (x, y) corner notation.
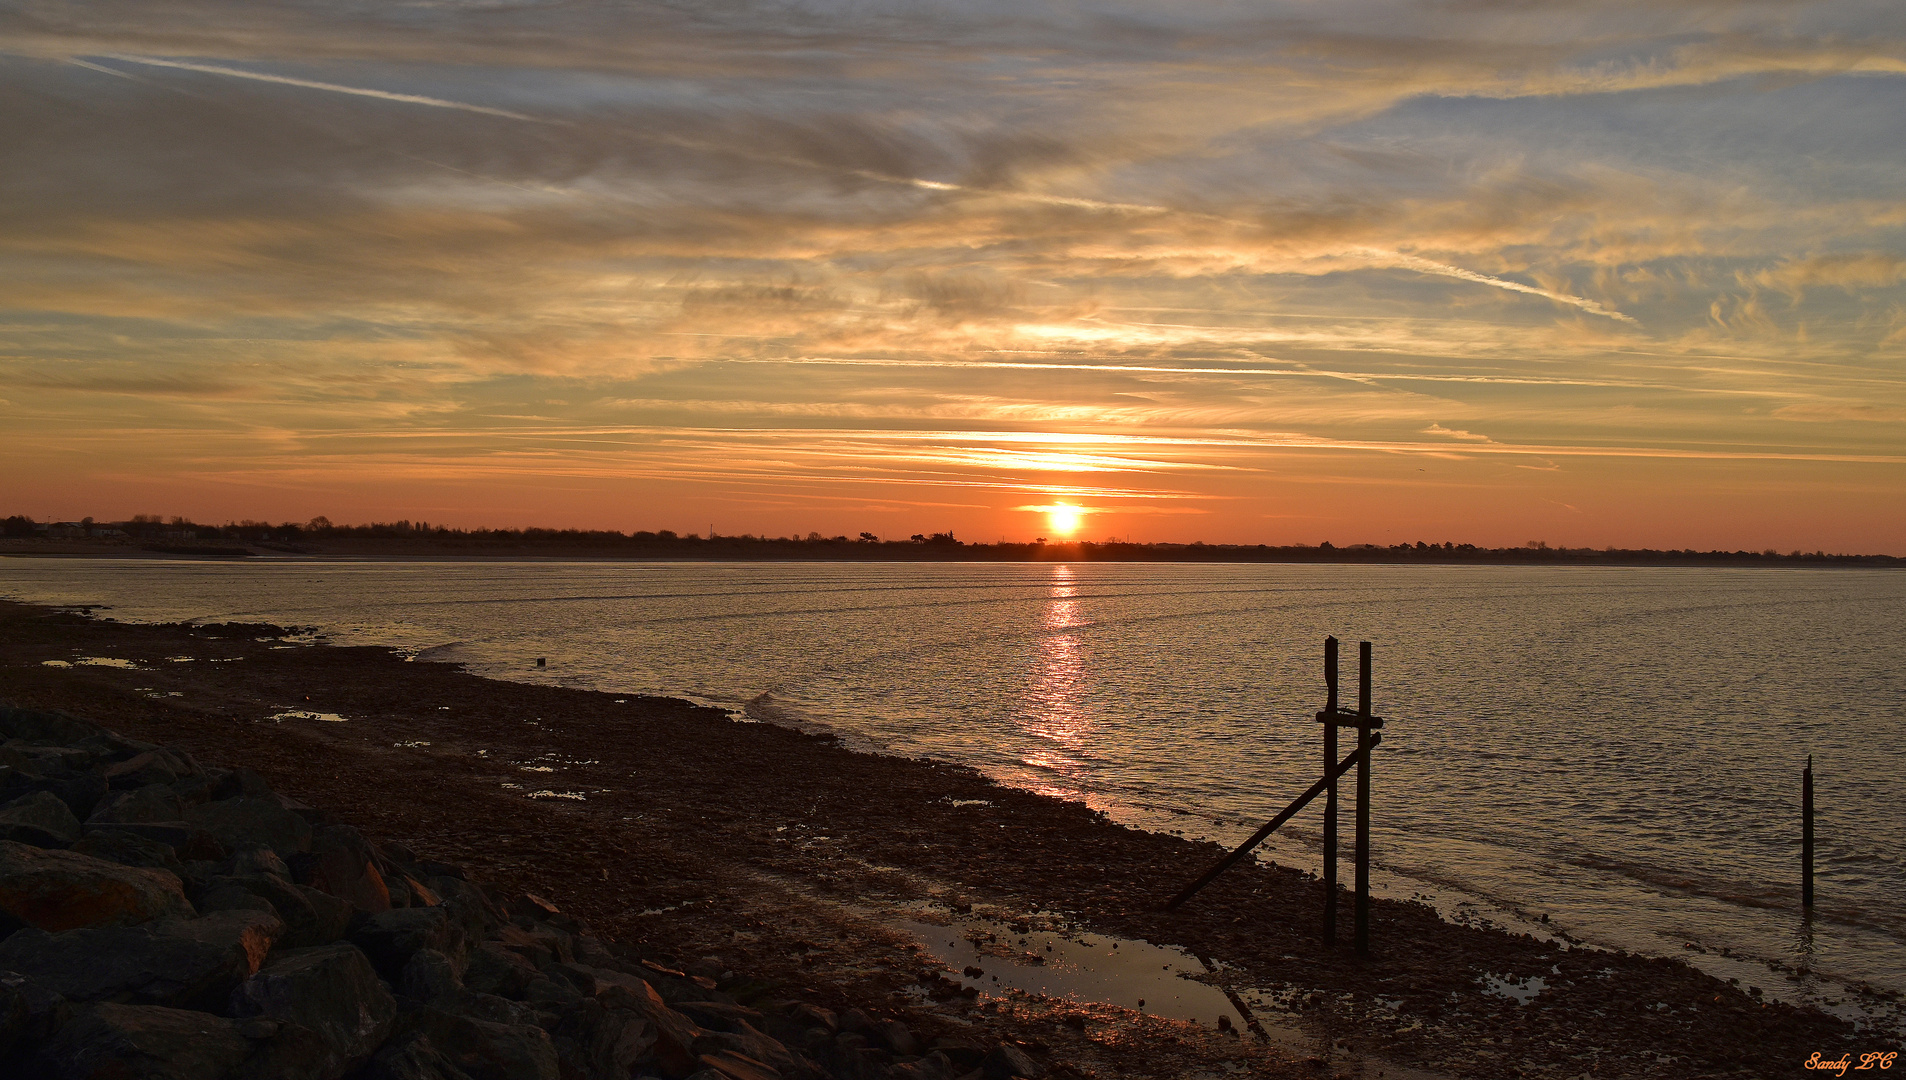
top-left (901, 178), bottom-right (1638, 323)
top-left (1362, 250), bottom-right (1637, 323)
top-left (94, 54), bottom-right (549, 122)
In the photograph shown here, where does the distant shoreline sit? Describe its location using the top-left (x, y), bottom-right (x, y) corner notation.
top-left (5, 537), bottom-right (1902, 568)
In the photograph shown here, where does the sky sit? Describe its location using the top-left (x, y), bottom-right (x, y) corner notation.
top-left (3, 1), bottom-right (1904, 551)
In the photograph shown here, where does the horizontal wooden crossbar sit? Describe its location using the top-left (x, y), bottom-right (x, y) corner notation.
top-left (1314, 709), bottom-right (1385, 729)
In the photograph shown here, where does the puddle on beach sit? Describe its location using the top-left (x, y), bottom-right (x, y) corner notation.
top-left (269, 708), bottom-right (349, 723)
top-left (891, 907), bottom-right (1460, 1080)
top-left (894, 908), bottom-right (1251, 1029)
top-left (1481, 972), bottom-right (1549, 1005)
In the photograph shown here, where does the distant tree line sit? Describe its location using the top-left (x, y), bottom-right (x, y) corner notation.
top-left (2, 513), bottom-right (1899, 565)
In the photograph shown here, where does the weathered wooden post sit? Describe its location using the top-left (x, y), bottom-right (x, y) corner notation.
top-left (1803, 755), bottom-right (1814, 911)
top-left (1355, 640), bottom-right (1373, 954)
top-left (1322, 637), bottom-right (1340, 945)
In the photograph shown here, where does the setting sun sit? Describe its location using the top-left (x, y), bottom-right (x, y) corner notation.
top-left (1047, 504), bottom-right (1083, 536)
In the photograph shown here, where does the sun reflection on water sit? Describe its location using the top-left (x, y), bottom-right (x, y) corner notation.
top-left (1019, 566), bottom-right (1094, 796)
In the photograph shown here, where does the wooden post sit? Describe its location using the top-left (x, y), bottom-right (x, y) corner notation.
top-left (1803, 755), bottom-right (1814, 911)
top-left (1355, 641), bottom-right (1373, 954)
top-left (1323, 637), bottom-right (1339, 945)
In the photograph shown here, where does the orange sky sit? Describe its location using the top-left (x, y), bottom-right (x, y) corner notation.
top-left (3, 2), bottom-right (1904, 552)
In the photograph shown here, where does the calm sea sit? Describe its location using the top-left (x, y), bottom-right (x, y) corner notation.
top-left (5, 558), bottom-right (1902, 1025)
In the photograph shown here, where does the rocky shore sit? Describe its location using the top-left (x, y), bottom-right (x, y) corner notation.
top-left (0, 701), bottom-right (1056, 1080)
top-left (0, 599), bottom-right (1893, 1079)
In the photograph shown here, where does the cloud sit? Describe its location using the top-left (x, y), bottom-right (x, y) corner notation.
top-left (2, 0), bottom-right (1904, 544)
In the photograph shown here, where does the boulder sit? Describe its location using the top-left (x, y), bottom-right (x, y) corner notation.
top-left (72, 827), bottom-right (187, 876)
top-left (198, 873), bottom-right (349, 948)
top-left (695, 1020), bottom-right (799, 1077)
top-left (461, 942), bottom-right (539, 999)
top-left (195, 882), bottom-right (281, 919)
top-left (399, 948), bottom-right (463, 1005)
top-left (597, 979), bottom-right (705, 1078)
top-left (161, 908), bottom-right (283, 976)
top-left (226, 844), bottom-right (291, 879)
top-left (0, 909), bottom-right (279, 1011)
top-left (6, 772), bottom-right (109, 822)
top-left (878, 1019), bottom-right (922, 1057)
top-left (0, 706), bottom-right (105, 746)
top-left (230, 942), bottom-right (396, 1077)
top-left (352, 906), bottom-right (463, 982)
top-left (0, 840), bottom-right (193, 932)
top-left (490, 921), bottom-right (569, 970)
top-left (392, 1006), bottom-right (559, 1080)
top-left (551, 997), bottom-right (658, 1080)
top-left (307, 825), bottom-right (391, 913)
top-left (359, 1031), bottom-right (479, 1080)
top-left (87, 820), bottom-right (229, 862)
top-left (981, 1043), bottom-right (1045, 1080)
top-left (0, 790), bottom-right (83, 847)
top-left (890, 1052), bottom-right (961, 1080)
top-left (694, 1049), bottom-right (780, 1080)
top-left (36, 1001), bottom-right (251, 1080)
top-left (90, 783), bottom-right (189, 825)
top-left (0, 972), bottom-right (28, 1062)
top-left (186, 797), bottom-right (312, 855)
top-left (78, 731), bottom-right (163, 765)
top-left (210, 768), bottom-right (276, 801)
top-left (103, 750), bottom-right (196, 790)
top-left (427, 877), bottom-right (501, 944)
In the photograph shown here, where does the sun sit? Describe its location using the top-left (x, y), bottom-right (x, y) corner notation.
top-left (1047, 504), bottom-right (1083, 536)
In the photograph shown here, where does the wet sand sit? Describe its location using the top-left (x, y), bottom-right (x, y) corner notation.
top-left (0, 599), bottom-right (1889, 1079)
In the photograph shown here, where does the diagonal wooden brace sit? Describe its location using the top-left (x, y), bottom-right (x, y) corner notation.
top-left (1162, 733), bottom-right (1382, 912)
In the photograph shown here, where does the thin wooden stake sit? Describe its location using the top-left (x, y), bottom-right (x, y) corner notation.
top-left (1323, 636), bottom-right (1339, 945)
top-left (1803, 755), bottom-right (1814, 910)
top-left (1355, 640), bottom-right (1373, 954)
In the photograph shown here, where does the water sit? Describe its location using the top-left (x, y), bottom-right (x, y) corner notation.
top-left (4, 557), bottom-right (1902, 1025)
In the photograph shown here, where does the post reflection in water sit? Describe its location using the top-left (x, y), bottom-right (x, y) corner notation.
top-left (1017, 565), bottom-right (1095, 799)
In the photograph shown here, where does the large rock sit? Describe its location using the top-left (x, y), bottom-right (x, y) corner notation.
top-left (551, 999), bottom-right (658, 1080)
top-left (306, 825), bottom-right (391, 913)
top-left (0, 840), bottom-right (192, 932)
top-left (161, 908), bottom-right (283, 976)
top-left (0, 706), bottom-right (105, 746)
top-left (85, 820), bottom-right (229, 862)
top-left (36, 1001), bottom-right (251, 1080)
top-left (186, 797), bottom-right (312, 855)
top-left (197, 873), bottom-right (350, 948)
top-left (981, 1043), bottom-right (1046, 1080)
top-left (0, 973), bottom-right (28, 1063)
top-left (360, 1032), bottom-right (479, 1080)
top-left (103, 749), bottom-right (197, 790)
top-left (0, 909), bottom-right (280, 1011)
top-left (596, 979), bottom-right (705, 1078)
top-left (4, 772), bottom-right (109, 822)
top-left (230, 942), bottom-right (397, 1078)
top-left (72, 827), bottom-right (188, 876)
top-left (462, 942), bottom-right (539, 999)
top-left (391, 1006), bottom-right (559, 1080)
top-left (0, 790), bottom-right (83, 847)
top-left (90, 783), bottom-right (189, 825)
top-left (352, 907), bottom-right (463, 982)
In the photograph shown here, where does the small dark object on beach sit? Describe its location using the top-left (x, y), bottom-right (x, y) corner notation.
top-left (535, 657), bottom-right (546, 667)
